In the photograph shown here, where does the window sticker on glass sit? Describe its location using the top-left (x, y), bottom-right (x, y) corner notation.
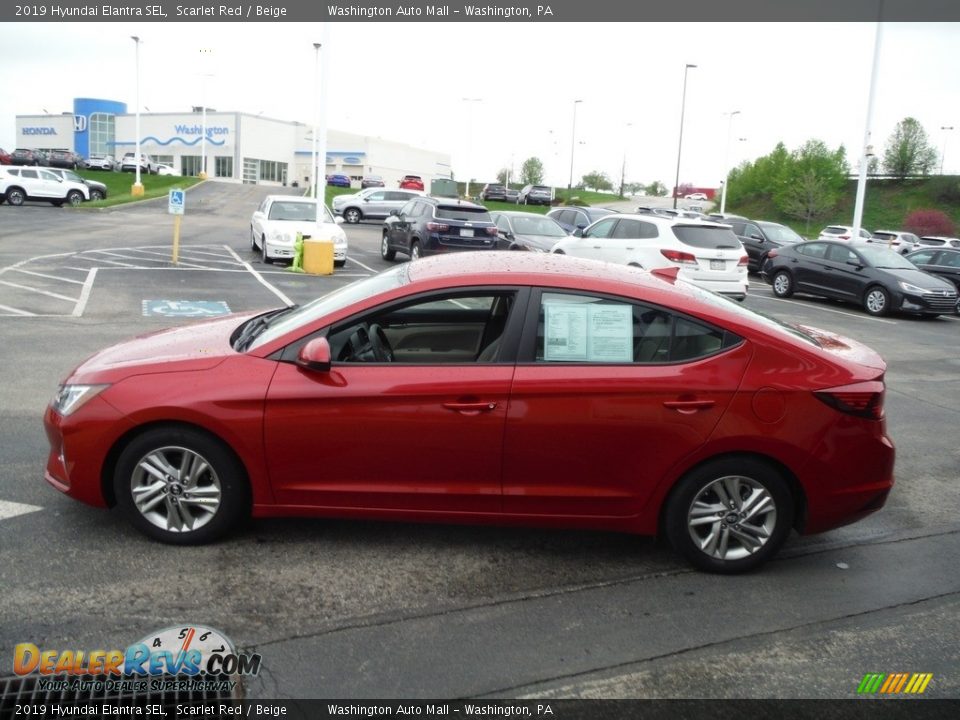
top-left (544, 302), bottom-right (633, 362)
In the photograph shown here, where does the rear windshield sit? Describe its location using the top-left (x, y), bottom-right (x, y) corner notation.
top-left (533, 186), bottom-right (551, 192)
top-left (671, 224), bottom-right (742, 250)
top-left (436, 206), bottom-right (492, 221)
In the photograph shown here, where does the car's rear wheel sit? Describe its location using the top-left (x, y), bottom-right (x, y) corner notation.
top-left (114, 426), bottom-right (250, 545)
top-left (863, 285), bottom-right (890, 316)
top-left (772, 270), bottom-right (794, 298)
top-left (250, 226), bottom-right (257, 251)
top-left (344, 208), bottom-right (361, 224)
top-left (381, 234), bottom-right (396, 261)
top-left (410, 240), bottom-right (422, 261)
top-left (6, 187), bottom-right (25, 206)
top-left (67, 190), bottom-right (84, 206)
top-left (665, 457), bottom-right (794, 573)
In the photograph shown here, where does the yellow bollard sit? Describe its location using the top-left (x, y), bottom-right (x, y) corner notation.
top-left (302, 240), bottom-right (334, 275)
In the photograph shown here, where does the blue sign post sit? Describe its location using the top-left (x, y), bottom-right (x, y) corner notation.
top-left (168, 189), bottom-right (185, 264)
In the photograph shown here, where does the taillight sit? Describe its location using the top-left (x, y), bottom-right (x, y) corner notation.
top-left (814, 380), bottom-right (885, 420)
top-left (660, 249), bottom-right (698, 265)
top-left (738, 255), bottom-right (749, 267)
top-left (485, 226), bottom-right (498, 236)
top-left (839, 234), bottom-right (851, 240)
top-left (426, 221), bottom-right (450, 232)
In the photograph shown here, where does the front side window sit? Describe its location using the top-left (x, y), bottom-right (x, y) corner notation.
top-left (584, 218), bottom-right (618, 238)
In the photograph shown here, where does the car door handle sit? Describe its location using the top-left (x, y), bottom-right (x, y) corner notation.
top-left (443, 401), bottom-right (499, 415)
top-left (663, 399), bottom-right (715, 414)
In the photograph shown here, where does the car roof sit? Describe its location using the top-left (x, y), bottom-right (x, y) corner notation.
top-left (597, 213), bottom-right (725, 228)
top-left (266, 195), bottom-right (316, 203)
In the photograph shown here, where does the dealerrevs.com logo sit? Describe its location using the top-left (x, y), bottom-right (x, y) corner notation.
top-left (14, 625), bottom-right (261, 679)
top-left (857, 672), bottom-right (934, 695)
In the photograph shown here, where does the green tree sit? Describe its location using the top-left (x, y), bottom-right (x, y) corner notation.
top-left (520, 157), bottom-right (544, 185)
top-left (645, 181), bottom-right (667, 196)
top-left (773, 140), bottom-right (848, 231)
top-left (883, 117), bottom-right (938, 179)
top-left (581, 171), bottom-right (613, 192)
top-left (496, 167), bottom-right (510, 185)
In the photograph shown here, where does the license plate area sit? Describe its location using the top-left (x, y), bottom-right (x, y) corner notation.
top-left (710, 259), bottom-right (725, 270)
top-left (460, 228), bottom-right (475, 238)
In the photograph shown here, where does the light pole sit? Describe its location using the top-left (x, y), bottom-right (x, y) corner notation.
top-left (851, 21), bottom-right (883, 241)
top-left (130, 35), bottom-right (143, 197)
top-left (315, 25), bottom-right (330, 237)
top-left (619, 122), bottom-right (633, 198)
top-left (567, 99), bottom-right (583, 193)
top-left (941, 126), bottom-right (954, 175)
top-left (719, 110), bottom-right (741, 214)
top-left (312, 42), bottom-right (321, 199)
top-left (462, 98), bottom-right (482, 198)
top-left (672, 64), bottom-right (696, 209)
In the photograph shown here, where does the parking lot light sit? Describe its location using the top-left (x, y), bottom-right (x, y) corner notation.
top-left (131, 35), bottom-right (144, 197)
top-left (672, 64), bottom-right (696, 209)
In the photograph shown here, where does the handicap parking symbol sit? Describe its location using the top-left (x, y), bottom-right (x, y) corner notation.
top-left (168, 189), bottom-right (185, 215)
top-left (142, 300), bottom-right (231, 318)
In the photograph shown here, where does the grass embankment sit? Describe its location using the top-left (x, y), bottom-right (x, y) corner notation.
top-left (77, 170), bottom-right (203, 208)
top-left (730, 178), bottom-right (960, 237)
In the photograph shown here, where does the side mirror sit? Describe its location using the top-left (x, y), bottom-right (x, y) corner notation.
top-left (573, 228), bottom-right (584, 238)
top-left (750, 234), bottom-right (764, 242)
top-left (334, 217), bottom-right (344, 225)
top-left (296, 337), bottom-right (332, 372)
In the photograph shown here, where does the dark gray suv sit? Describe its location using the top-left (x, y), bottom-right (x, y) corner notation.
top-left (518, 184), bottom-right (553, 206)
top-left (381, 197), bottom-right (498, 261)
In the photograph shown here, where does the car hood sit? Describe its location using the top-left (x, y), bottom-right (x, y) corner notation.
top-left (66, 313), bottom-right (258, 384)
top-left (878, 267), bottom-right (955, 290)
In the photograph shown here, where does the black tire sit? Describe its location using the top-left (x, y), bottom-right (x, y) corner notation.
top-left (250, 226), bottom-right (257, 251)
top-left (410, 240), bottom-right (422, 261)
top-left (113, 426), bottom-right (250, 545)
top-left (90, 189), bottom-right (105, 201)
top-left (772, 270), bottom-right (794, 298)
top-left (6, 187), bottom-right (25, 206)
top-left (261, 235), bottom-right (272, 264)
top-left (344, 208), bottom-right (361, 224)
top-left (863, 285), bottom-right (890, 316)
top-left (380, 234), bottom-right (396, 261)
top-left (334, 260), bottom-right (345, 267)
top-left (66, 190), bottom-right (84, 207)
top-left (665, 457), bottom-right (794, 574)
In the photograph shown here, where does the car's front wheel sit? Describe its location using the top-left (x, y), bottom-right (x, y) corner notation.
top-left (90, 189), bottom-right (105, 201)
top-left (665, 457), bottom-right (794, 573)
top-left (381, 234), bottom-right (396, 261)
top-left (114, 426), bottom-right (250, 544)
top-left (261, 236), bottom-right (272, 264)
top-left (863, 285), bottom-right (890, 316)
top-left (772, 270), bottom-right (794, 298)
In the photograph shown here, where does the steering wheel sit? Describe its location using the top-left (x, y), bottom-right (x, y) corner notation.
top-left (368, 323), bottom-right (394, 362)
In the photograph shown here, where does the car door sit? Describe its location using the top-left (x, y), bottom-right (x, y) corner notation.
top-left (790, 242), bottom-right (830, 292)
top-left (386, 199), bottom-right (418, 250)
top-left (262, 289), bottom-right (524, 513)
top-left (501, 289), bottom-right (748, 518)
top-left (563, 217), bottom-right (619, 260)
top-left (818, 243), bottom-right (867, 301)
top-left (361, 190), bottom-right (388, 217)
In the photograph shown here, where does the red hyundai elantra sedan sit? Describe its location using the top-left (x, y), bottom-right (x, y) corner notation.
top-left (43, 253), bottom-right (895, 573)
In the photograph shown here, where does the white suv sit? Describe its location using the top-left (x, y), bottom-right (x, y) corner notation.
top-left (817, 225), bottom-right (872, 243)
top-left (0, 166), bottom-right (90, 207)
top-left (551, 213), bottom-right (749, 299)
top-left (120, 153), bottom-right (155, 174)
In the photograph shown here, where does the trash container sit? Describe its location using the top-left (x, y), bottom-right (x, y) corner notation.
top-left (303, 240), bottom-right (334, 275)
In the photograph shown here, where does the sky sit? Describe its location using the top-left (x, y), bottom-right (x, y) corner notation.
top-left (2, 21), bottom-right (959, 190)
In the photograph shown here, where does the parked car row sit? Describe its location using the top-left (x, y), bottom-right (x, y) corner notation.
top-left (0, 165), bottom-right (90, 206)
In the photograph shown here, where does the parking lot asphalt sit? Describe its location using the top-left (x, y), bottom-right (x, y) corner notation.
top-left (1, 182), bottom-right (958, 699)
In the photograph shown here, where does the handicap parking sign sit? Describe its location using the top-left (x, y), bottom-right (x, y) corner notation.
top-left (142, 300), bottom-right (230, 318)
top-left (168, 189), bottom-right (185, 215)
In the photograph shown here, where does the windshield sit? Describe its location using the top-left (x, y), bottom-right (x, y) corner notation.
top-left (858, 246), bottom-right (917, 269)
top-left (512, 216), bottom-right (567, 237)
top-left (267, 200), bottom-right (334, 223)
top-left (757, 222), bottom-right (803, 244)
top-left (246, 265), bottom-right (410, 350)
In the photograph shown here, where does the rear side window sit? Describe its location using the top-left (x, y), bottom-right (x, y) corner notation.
top-left (671, 225), bottom-right (741, 249)
top-left (797, 243), bottom-right (829, 259)
top-left (823, 226), bottom-right (845, 234)
top-left (436, 206), bottom-right (491, 222)
top-left (534, 291), bottom-right (740, 364)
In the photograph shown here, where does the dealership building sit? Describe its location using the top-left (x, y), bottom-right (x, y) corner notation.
top-left (15, 98), bottom-right (452, 188)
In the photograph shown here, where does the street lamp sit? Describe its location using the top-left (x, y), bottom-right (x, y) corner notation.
top-left (462, 98), bottom-right (482, 198)
top-left (619, 122), bottom-right (633, 198)
top-left (672, 64), bottom-right (696, 209)
top-left (130, 35), bottom-right (144, 197)
top-left (941, 126), bottom-right (954, 175)
top-left (567, 99), bottom-right (583, 193)
top-left (719, 110), bottom-right (741, 214)
top-left (314, 26), bottom-right (331, 237)
top-left (312, 42), bottom-right (321, 199)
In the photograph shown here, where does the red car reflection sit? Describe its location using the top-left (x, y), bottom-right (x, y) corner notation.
top-left (43, 254), bottom-right (894, 573)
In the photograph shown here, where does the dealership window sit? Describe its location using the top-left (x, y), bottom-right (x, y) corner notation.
top-left (215, 156), bottom-right (233, 178)
top-left (154, 155), bottom-right (174, 167)
top-left (259, 160), bottom-right (288, 184)
top-left (88, 113), bottom-right (115, 157)
top-left (181, 156), bottom-right (202, 177)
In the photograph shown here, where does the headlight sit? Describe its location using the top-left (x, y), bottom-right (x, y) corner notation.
top-left (898, 281), bottom-right (930, 294)
top-left (51, 384), bottom-right (109, 416)
top-left (268, 231), bottom-right (293, 243)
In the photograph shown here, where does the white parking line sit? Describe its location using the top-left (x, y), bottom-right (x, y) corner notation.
top-left (0, 303), bottom-right (34, 316)
top-left (12, 268), bottom-right (87, 285)
top-left (346, 256), bottom-right (378, 274)
top-left (0, 279), bottom-right (78, 303)
top-left (222, 245), bottom-right (294, 306)
top-left (73, 268), bottom-right (97, 317)
top-left (0, 500), bottom-right (42, 521)
top-left (750, 294), bottom-right (898, 324)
